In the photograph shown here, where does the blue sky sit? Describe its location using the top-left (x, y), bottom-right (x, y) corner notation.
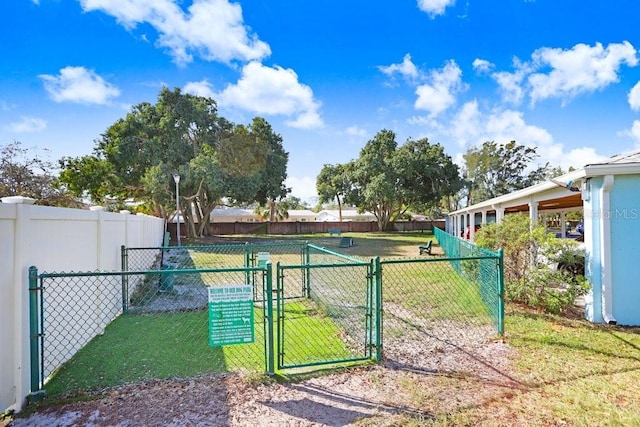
top-left (3, 1), bottom-right (640, 203)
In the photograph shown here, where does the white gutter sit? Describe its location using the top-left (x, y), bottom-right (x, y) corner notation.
top-left (584, 163), bottom-right (640, 177)
top-left (600, 175), bottom-right (617, 325)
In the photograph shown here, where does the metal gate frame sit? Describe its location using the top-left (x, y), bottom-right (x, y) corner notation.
top-left (275, 259), bottom-right (382, 370)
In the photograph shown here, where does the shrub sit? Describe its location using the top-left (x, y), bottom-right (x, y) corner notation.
top-left (475, 213), bottom-right (588, 314)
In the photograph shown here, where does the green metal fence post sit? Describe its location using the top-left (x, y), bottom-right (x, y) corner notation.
top-left (244, 243), bottom-right (251, 285)
top-left (374, 256), bottom-right (383, 362)
top-left (265, 261), bottom-right (275, 375)
top-left (121, 245), bottom-right (128, 313)
top-left (276, 261), bottom-right (285, 370)
top-left (497, 248), bottom-right (505, 335)
top-left (366, 259), bottom-right (374, 359)
top-left (28, 266), bottom-right (44, 401)
top-left (304, 241), bottom-right (311, 298)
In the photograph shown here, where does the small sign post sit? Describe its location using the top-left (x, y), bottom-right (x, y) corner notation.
top-left (208, 285), bottom-right (254, 347)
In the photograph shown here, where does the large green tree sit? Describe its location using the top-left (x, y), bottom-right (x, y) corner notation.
top-left (316, 163), bottom-right (351, 222)
top-left (250, 117), bottom-right (290, 221)
top-left (59, 88), bottom-right (288, 237)
top-left (344, 130), bottom-right (462, 231)
top-left (394, 137), bottom-right (464, 213)
top-left (462, 140), bottom-right (551, 206)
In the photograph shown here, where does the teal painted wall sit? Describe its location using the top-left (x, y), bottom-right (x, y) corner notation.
top-left (608, 175), bottom-right (640, 325)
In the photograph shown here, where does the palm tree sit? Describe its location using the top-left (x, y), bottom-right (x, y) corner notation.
top-left (254, 201), bottom-right (289, 222)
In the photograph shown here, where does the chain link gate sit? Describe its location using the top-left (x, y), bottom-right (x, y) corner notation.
top-left (275, 259), bottom-right (379, 370)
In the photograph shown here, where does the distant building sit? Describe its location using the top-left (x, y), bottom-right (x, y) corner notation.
top-left (315, 209), bottom-right (376, 222)
top-left (285, 209), bottom-right (317, 222)
top-left (210, 207), bottom-right (258, 223)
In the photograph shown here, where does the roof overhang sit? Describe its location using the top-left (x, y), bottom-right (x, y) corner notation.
top-left (451, 168), bottom-right (587, 215)
top-left (450, 151), bottom-right (640, 217)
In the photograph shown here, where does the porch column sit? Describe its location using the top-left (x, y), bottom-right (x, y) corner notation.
top-left (481, 210), bottom-right (487, 225)
top-left (469, 211), bottom-right (476, 241)
top-left (494, 206), bottom-right (505, 224)
top-left (529, 201), bottom-right (538, 229)
top-left (560, 211), bottom-right (567, 238)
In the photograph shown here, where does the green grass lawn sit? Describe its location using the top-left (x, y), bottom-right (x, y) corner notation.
top-left (45, 299), bottom-right (355, 398)
top-left (494, 309), bottom-right (640, 425)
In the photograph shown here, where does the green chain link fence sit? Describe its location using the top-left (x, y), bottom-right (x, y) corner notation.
top-left (29, 235), bottom-right (503, 400)
top-left (29, 264), bottom-right (273, 399)
top-left (378, 256), bottom-right (503, 373)
top-left (433, 227), bottom-right (504, 333)
top-left (123, 242), bottom-right (308, 302)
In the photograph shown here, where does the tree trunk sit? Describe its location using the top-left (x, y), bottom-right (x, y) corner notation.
top-left (184, 207), bottom-right (197, 238)
top-left (198, 202), bottom-right (217, 237)
top-left (269, 199), bottom-right (276, 222)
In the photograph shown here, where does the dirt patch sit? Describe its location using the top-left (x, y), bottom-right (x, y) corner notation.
top-left (8, 328), bottom-right (517, 427)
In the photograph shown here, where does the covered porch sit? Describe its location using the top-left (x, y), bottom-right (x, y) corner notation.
top-left (447, 149), bottom-right (640, 326)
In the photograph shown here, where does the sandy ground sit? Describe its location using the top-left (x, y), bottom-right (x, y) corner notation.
top-left (6, 322), bottom-right (515, 426)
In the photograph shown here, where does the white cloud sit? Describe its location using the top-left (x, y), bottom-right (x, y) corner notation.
top-left (414, 60), bottom-right (465, 117)
top-left (378, 54), bottom-right (419, 81)
top-left (493, 71), bottom-right (526, 105)
top-left (563, 147), bottom-right (608, 168)
top-left (481, 42), bottom-right (638, 107)
top-left (633, 121), bottom-right (640, 147)
top-left (286, 110), bottom-right (323, 129)
top-left (6, 116), bottom-right (47, 133)
top-left (345, 126), bottom-right (366, 137)
top-left (484, 109), bottom-right (554, 149)
top-left (216, 61), bottom-right (323, 129)
top-left (622, 120), bottom-right (640, 147)
top-left (417, 0), bottom-right (455, 17)
top-left (285, 176), bottom-right (318, 202)
top-left (489, 58), bottom-right (532, 105)
top-left (528, 41), bottom-right (638, 105)
top-left (39, 66), bottom-right (120, 104)
top-left (446, 103), bottom-right (604, 171)
top-left (183, 80), bottom-right (216, 98)
top-left (472, 58), bottom-right (493, 73)
top-left (450, 100), bottom-right (481, 147)
top-left (80, 0), bottom-right (270, 65)
top-left (628, 82), bottom-right (640, 111)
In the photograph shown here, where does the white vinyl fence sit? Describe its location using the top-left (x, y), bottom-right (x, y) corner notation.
top-left (0, 202), bottom-right (165, 413)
